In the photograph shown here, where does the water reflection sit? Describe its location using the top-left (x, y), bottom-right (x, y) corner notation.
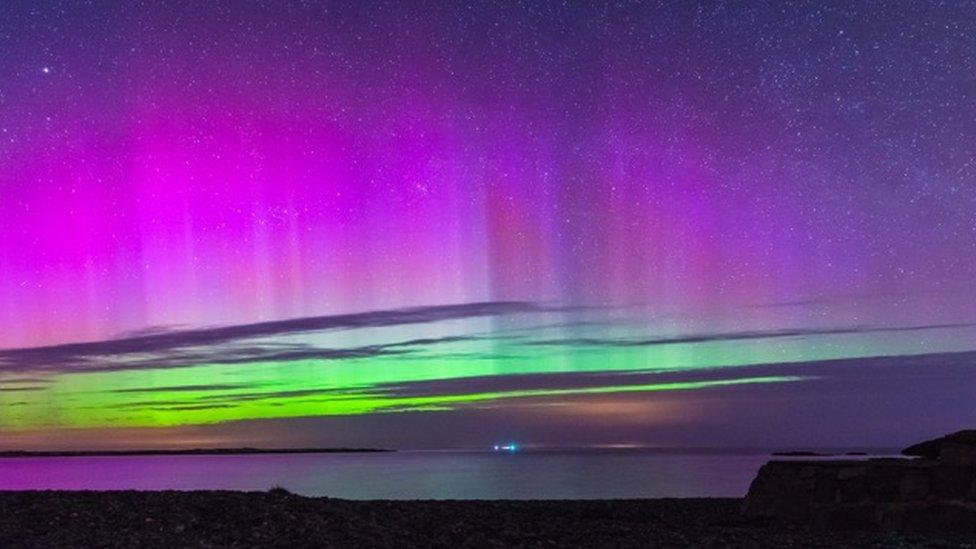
top-left (0, 450), bottom-right (853, 499)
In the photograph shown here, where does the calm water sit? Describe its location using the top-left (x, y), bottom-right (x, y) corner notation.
top-left (0, 450), bottom-right (881, 499)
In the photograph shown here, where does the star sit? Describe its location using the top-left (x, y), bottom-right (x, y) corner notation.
top-left (41, 66), bottom-right (51, 74)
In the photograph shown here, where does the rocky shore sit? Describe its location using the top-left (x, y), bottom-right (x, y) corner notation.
top-left (1, 490), bottom-right (973, 548)
top-left (745, 430), bottom-right (976, 532)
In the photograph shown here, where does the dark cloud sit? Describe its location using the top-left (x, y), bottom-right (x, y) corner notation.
top-left (113, 386), bottom-right (381, 409)
top-left (6, 348), bottom-right (975, 451)
top-left (110, 324), bottom-right (188, 339)
top-left (384, 335), bottom-right (484, 348)
top-left (0, 377), bottom-right (53, 384)
top-left (523, 322), bottom-right (976, 349)
top-left (110, 383), bottom-right (255, 394)
top-left (149, 404), bottom-right (239, 412)
top-left (327, 348), bottom-right (976, 403)
top-left (3, 298), bottom-right (972, 388)
top-left (0, 301), bottom-right (553, 373)
top-left (66, 348), bottom-right (976, 452)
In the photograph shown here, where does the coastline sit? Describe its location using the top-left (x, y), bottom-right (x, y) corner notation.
top-left (0, 490), bottom-right (970, 548)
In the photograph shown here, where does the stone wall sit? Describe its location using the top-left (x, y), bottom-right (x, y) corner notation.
top-left (742, 458), bottom-right (976, 530)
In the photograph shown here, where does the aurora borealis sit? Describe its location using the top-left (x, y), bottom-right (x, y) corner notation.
top-left (1, 1), bottom-right (975, 450)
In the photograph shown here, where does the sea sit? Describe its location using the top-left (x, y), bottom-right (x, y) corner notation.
top-left (0, 449), bottom-right (899, 499)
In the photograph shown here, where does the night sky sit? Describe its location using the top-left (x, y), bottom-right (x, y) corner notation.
top-left (1, 1), bottom-right (975, 450)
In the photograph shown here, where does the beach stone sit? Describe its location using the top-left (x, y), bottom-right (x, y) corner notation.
top-left (798, 465), bottom-right (818, 479)
top-left (815, 504), bottom-right (876, 530)
top-left (813, 475), bottom-right (839, 503)
top-left (866, 462), bottom-right (904, 500)
top-left (931, 466), bottom-right (975, 498)
top-left (838, 476), bottom-right (868, 504)
top-left (899, 503), bottom-right (976, 532)
top-left (898, 474), bottom-right (931, 501)
top-left (837, 466), bottom-right (866, 480)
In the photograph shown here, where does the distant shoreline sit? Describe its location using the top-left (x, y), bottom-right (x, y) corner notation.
top-left (0, 448), bottom-right (393, 458)
top-left (770, 450), bottom-right (870, 457)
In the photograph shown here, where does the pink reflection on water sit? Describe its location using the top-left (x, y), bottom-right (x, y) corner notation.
top-left (0, 451), bottom-right (784, 499)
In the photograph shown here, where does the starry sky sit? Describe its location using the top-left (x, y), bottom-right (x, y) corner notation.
top-left (1, 1), bottom-right (975, 450)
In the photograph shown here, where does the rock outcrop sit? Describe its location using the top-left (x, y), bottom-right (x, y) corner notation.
top-left (743, 432), bottom-right (976, 531)
top-left (902, 430), bottom-right (976, 464)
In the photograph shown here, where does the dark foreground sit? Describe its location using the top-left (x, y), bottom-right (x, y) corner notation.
top-left (1, 491), bottom-right (974, 548)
